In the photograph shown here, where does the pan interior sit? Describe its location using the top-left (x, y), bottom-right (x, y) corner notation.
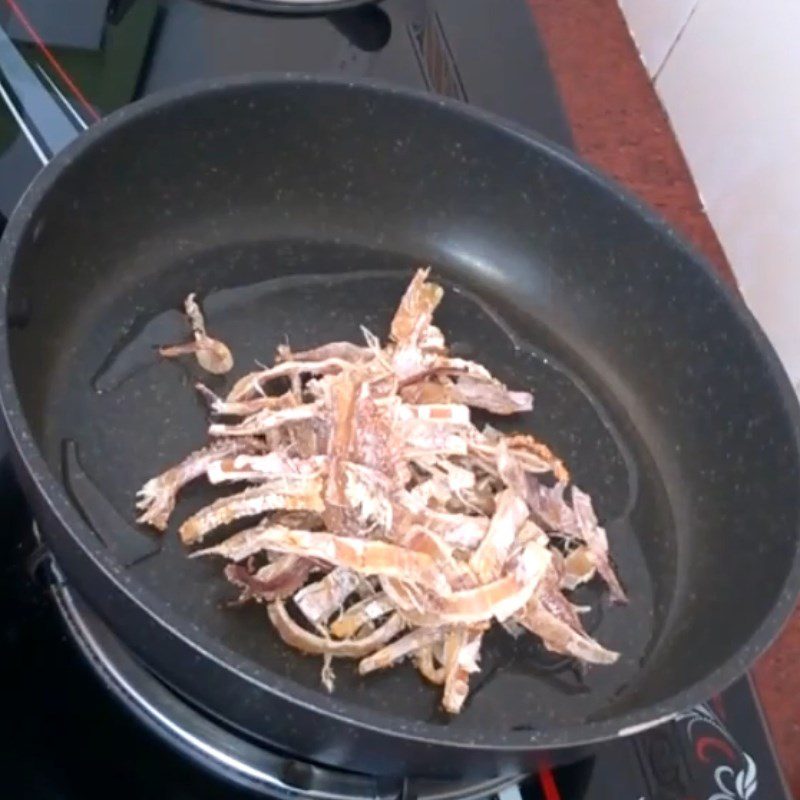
top-left (5, 80), bottom-right (799, 743)
top-left (23, 253), bottom-right (668, 731)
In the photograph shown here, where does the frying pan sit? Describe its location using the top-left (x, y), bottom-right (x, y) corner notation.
top-left (1, 75), bottom-right (799, 779)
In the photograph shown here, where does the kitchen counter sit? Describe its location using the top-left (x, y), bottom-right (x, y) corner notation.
top-left (527, 0), bottom-right (800, 795)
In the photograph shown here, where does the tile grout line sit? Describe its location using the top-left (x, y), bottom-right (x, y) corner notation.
top-left (653, 0), bottom-right (702, 83)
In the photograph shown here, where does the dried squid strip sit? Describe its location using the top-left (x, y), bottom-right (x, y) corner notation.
top-left (414, 646), bottom-right (446, 685)
top-left (294, 568), bottom-right (360, 625)
top-left (397, 355), bottom-right (530, 408)
top-left (515, 561), bottom-right (619, 665)
top-left (390, 267), bottom-right (444, 347)
top-left (324, 371), bottom-right (360, 532)
top-left (179, 478), bottom-right (324, 544)
top-left (470, 439), bottom-right (552, 476)
top-left (505, 434), bottom-right (570, 484)
top-left (571, 487), bottom-right (627, 603)
top-left (403, 422), bottom-right (470, 457)
top-left (525, 479), bottom-right (578, 534)
top-left (227, 357), bottom-right (354, 403)
top-left (209, 402), bottom-right (322, 438)
top-left (207, 453), bottom-right (326, 485)
top-left (469, 488), bottom-right (529, 583)
top-left (267, 600), bottom-right (405, 657)
top-left (330, 594), bottom-right (394, 639)
top-left (197, 383), bottom-right (296, 417)
top-left (224, 555), bottom-right (313, 603)
top-left (561, 546), bottom-right (597, 590)
top-left (421, 511), bottom-right (490, 550)
top-left (277, 341), bottom-right (375, 365)
top-left (400, 526), bottom-right (472, 588)
top-left (358, 626), bottom-right (445, 675)
top-left (397, 403), bottom-right (472, 425)
top-left (448, 374), bottom-right (533, 415)
top-left (136, 438), bottom-right (258, 531)
top-left (517, 599), bottom-right (618, 665)
top-left (442, 628), bottom-right (484, 714)
top-left (159, 293), bottom-right (234, 375)
top-left (197, 525), bottom-right (452, 596)
top-left (378, 541), bottom-right (551, 628)
top-left (379, 577), bottom-right (441, 628)
top-left (428, 541), bottom-right (551, 625)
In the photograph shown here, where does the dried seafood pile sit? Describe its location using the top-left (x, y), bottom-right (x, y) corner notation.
top-left (137, 269), bottom-right (627, 713)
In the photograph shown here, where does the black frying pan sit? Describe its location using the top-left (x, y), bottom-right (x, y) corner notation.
top-left (1, 76), bottom-right (799, 778)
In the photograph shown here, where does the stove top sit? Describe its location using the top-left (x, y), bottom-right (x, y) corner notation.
top-left (0, 2), bottom-right (791, 798)
top-left (0, 0), bottom-right (571, 226)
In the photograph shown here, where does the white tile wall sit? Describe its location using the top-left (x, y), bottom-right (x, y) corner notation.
top-left (618, 0), bottom-right (698, 76)
top-left (654, 0), bottom-right (800, 389)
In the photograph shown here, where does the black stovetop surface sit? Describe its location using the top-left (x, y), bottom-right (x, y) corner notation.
top-left (0, 0), bottom-right (570, 224)
top-left (0, 2), bottom-right (791, 798)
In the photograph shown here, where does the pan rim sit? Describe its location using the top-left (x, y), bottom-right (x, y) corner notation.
top-left (1, 72), bottom-right (799, 754)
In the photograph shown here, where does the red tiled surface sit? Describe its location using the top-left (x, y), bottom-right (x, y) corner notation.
top-left (526, 0), bottom-right (800, 794)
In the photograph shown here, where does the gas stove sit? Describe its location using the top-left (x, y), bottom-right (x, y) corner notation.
top-left (0, 2), bottom-right (792, 798)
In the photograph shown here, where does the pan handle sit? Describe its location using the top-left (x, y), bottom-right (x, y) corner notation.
top-left (0, 25), bottom-right (84, 167)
